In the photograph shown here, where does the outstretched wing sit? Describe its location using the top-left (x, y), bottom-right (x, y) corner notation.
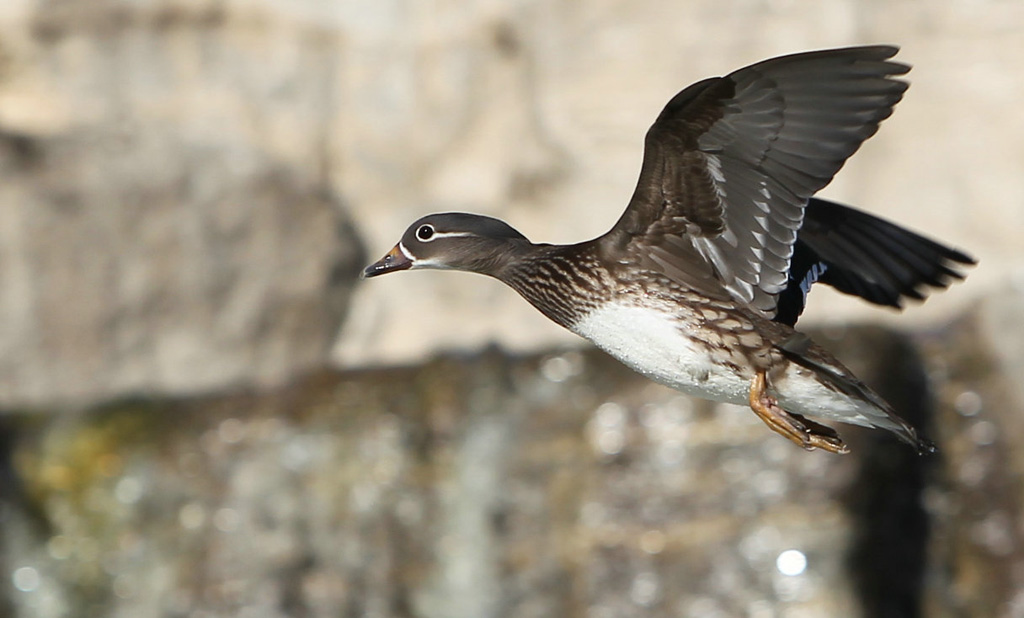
top-left (603, 46), bottom-right (909, 315)
top-left (773, 198), bottom-right (976, 326)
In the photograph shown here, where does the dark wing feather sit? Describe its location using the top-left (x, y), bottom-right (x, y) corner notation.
top-left (603, 46), bottom-right (910, 314)
top-left (774, 198), bottom-right (976, 326)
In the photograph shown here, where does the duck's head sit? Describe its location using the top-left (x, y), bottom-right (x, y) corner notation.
top-left (362, 213), bottom-right (530, 279)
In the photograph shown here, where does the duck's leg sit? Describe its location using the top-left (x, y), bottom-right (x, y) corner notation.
top-left (748, 370), bottom-right (849, 454)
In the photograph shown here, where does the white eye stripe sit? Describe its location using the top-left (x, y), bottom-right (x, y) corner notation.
top-left (431, 231), bottom-right (475, 239)
top-left (418, 230), bottom-right (475, 242)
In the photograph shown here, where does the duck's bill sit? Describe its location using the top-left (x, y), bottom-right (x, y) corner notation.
top-left (362, 244), bottom-right (413, 279)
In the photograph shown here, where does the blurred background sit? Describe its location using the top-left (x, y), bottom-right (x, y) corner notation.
top-left (0, 0), bottom-right (1022, 616)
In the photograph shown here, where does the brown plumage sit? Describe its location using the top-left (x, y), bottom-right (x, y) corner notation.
top-left (363, 46), bottom-right (974, 454)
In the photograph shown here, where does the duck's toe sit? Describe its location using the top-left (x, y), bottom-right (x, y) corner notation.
top-left (749, 370), bottom-right (850, 454)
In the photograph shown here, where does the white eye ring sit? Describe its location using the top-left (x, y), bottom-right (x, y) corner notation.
top-left (416, 224), bottom-right (435, 242)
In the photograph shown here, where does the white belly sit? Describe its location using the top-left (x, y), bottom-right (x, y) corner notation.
top-left (571, 302), bottom-right (896, 432)
top-left (571, 303), bottom-right (751, 405)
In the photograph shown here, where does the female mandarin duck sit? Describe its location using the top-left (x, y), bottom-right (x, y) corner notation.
top-left (364, 46), bottom-right (973, 454)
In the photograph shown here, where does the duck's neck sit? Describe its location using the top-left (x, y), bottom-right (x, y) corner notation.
top-left (495, 242), bottom-right (613, 329)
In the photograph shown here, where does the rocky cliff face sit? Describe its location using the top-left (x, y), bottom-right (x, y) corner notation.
top-left (0, 0), bottom-right (1018, 407)
top-left (3, 304), bottom-right (1024, 617)
top-left (0, 1), bottom-right (364, 407)
top-left (0, 1), bottom-right (1021, 617)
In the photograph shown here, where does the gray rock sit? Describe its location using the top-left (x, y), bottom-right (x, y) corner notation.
top-left (0, 3), bottom-right (1017, 614)
top-left (0, 3), bottom-right (363, 407)
top-left (3, 287), bottom-right (1021, 617)
top-left (2, 0), bottom-right (1009, 400)
top-left (917, 284), bottom-right (1024, 617)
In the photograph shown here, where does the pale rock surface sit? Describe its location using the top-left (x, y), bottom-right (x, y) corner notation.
top-left (0, 4), bottom-right (1020, 617)
top-left (0, 0), bottom-right (364, 406)
top-left (0, 0), bottom-right (1020, 403)
top-left (337, 0), bottom-right (1022, 367)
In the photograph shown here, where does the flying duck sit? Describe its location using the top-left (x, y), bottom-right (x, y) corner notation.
top-left (362, 46), bottom-right (974, 454)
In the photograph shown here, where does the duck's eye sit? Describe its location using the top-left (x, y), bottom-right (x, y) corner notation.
top-left (416, 224), bottom-right (435, 241)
